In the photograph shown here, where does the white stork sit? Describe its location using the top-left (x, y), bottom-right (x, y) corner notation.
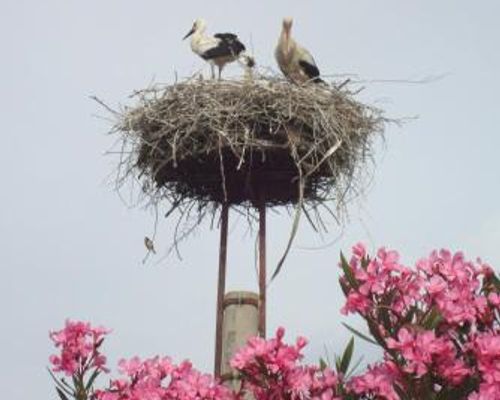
top-left (275, 17), bottom-right (324, 84)
top-left (183, 19), bottom-right (255, 79)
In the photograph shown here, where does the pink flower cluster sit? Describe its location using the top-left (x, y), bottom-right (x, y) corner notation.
top-left (49, 319), bottom-right (110, 376)
top-left (468, 332), bottom-right (500, 399)
top-left (48, 245), bottom-right (499, 400)
top-left (231, 327), bottom-right (341, 399)
top-left (348, 360), bottom-right (401, 400)
top-left (95, 356), bottom-right (233, 400)
top-left (417, 250), bottom-right (490, 325)
top-left (386, 328), bottom-right (470, 384)
top-left (340, 243), bottom-right (500, 399)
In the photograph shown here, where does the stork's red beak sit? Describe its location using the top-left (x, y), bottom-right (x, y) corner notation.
top-left (183, 28), bottom-right (195, 40)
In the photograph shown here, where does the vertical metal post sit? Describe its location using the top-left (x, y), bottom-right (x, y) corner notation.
top-left (214, 203), bottom-right (229, 377)
top-left (258, 202), bottom-right (266, 338)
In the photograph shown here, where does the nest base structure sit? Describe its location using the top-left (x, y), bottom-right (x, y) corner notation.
top-left (119, 77), bottom-right (384, 209)
top-left (155, 145), bottom-right (312, 206)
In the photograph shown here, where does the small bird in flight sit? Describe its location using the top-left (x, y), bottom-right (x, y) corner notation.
top-left (183, 18), bottom-right (255, 80)
top-left (275, 17), bottom-right (324, 84)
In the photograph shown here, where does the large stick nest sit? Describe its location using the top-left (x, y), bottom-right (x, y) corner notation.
top-left (107, 75), bottom-right (387, 268)
top-left (115, 76), bottom-right (384, 208)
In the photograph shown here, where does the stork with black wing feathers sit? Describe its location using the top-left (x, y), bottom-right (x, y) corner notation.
top-left (275, 17), bottom-right (324, 84)
top-left (183, 19), bottom-right (255, 80)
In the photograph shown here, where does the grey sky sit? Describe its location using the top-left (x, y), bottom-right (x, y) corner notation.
top-left (2, 1), bottom-right (500, 398)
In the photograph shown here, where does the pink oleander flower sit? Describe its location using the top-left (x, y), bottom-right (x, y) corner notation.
top-left (230, 326), bottom-right (305, 374)
top-left (341, 291), bottom-right (372, 316)
top-left (339, 244), bottom-right (500, 397)
top-left (387, 327), bottom-right (465, 379)
top-left (231, 328), bottom-right (342, 400)
top-left (49, 319), bottom-right (110, 376)
top-left (488, 292), bottom-right (500, 307)
top-left (352, 242), bottom-right (367, 260)
top-left (418, 249), bottom-right (488, 325)
top-left (437, 358), bottom-right (472, 385)
top-left (341, 244), bottom-right (420, 321)
top-left (470, 332), bottom-right (500, 390)
top-left (348, 360), bottom-right (402, 400)
top-left (96, 356), bottom-right (234, 400)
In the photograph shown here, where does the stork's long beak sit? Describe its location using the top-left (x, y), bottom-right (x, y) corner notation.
top-left (183, 28), bottom-right (195, 40)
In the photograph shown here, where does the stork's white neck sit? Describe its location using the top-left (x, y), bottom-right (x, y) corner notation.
top-left (279, 29), bottom-right (295, 63)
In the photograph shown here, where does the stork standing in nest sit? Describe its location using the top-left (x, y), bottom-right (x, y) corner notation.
top-left (183, 18), bottom-right (255, 80)
top-left (275, 17), bottom-right (324, 84)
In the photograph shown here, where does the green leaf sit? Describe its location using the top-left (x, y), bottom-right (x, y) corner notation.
top-left (60, 378), bottom-right (74, 389)
top-left (339, 337), bottom-right (354, 374)
top-left (56, 387), bottom-right (70, 400)
top-left (341, 323), bottom-right (378, 346)
top-left (340, 252), bottom-right (359, 289)
top-left (72, 375), bottom-right (79, 390)
top-left (366, 318), bottom-right (388, 347)
top-left (85, 369), bottom-right (100, 391)
top-left (347, 356), bottom-right (364, 377)
top-left (334, 356), bottom-right (341, 373)
top-left (47, 368), bottom-right (74, 397)
top-left (339, 279), bottom-right (350, 297)
top-left (319, 357), bottom-right (328, 371)
top-left (422, 307), bottom-right (443, 330)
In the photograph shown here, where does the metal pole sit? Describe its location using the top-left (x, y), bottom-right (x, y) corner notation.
top-left (214, 203), bottom-right (229, 377)
top-left (258, 202), bottom-right (266, 338)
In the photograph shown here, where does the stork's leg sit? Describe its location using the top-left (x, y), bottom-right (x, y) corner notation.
top-left (210, 64), bottom-right (216, 80)
top-left (218, 65), bottom-right (223, 80)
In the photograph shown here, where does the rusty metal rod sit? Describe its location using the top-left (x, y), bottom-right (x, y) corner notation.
top-left (214, 203), bottom-right (229, 377)
top-left (258, 202), bottom-right (266, 338)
